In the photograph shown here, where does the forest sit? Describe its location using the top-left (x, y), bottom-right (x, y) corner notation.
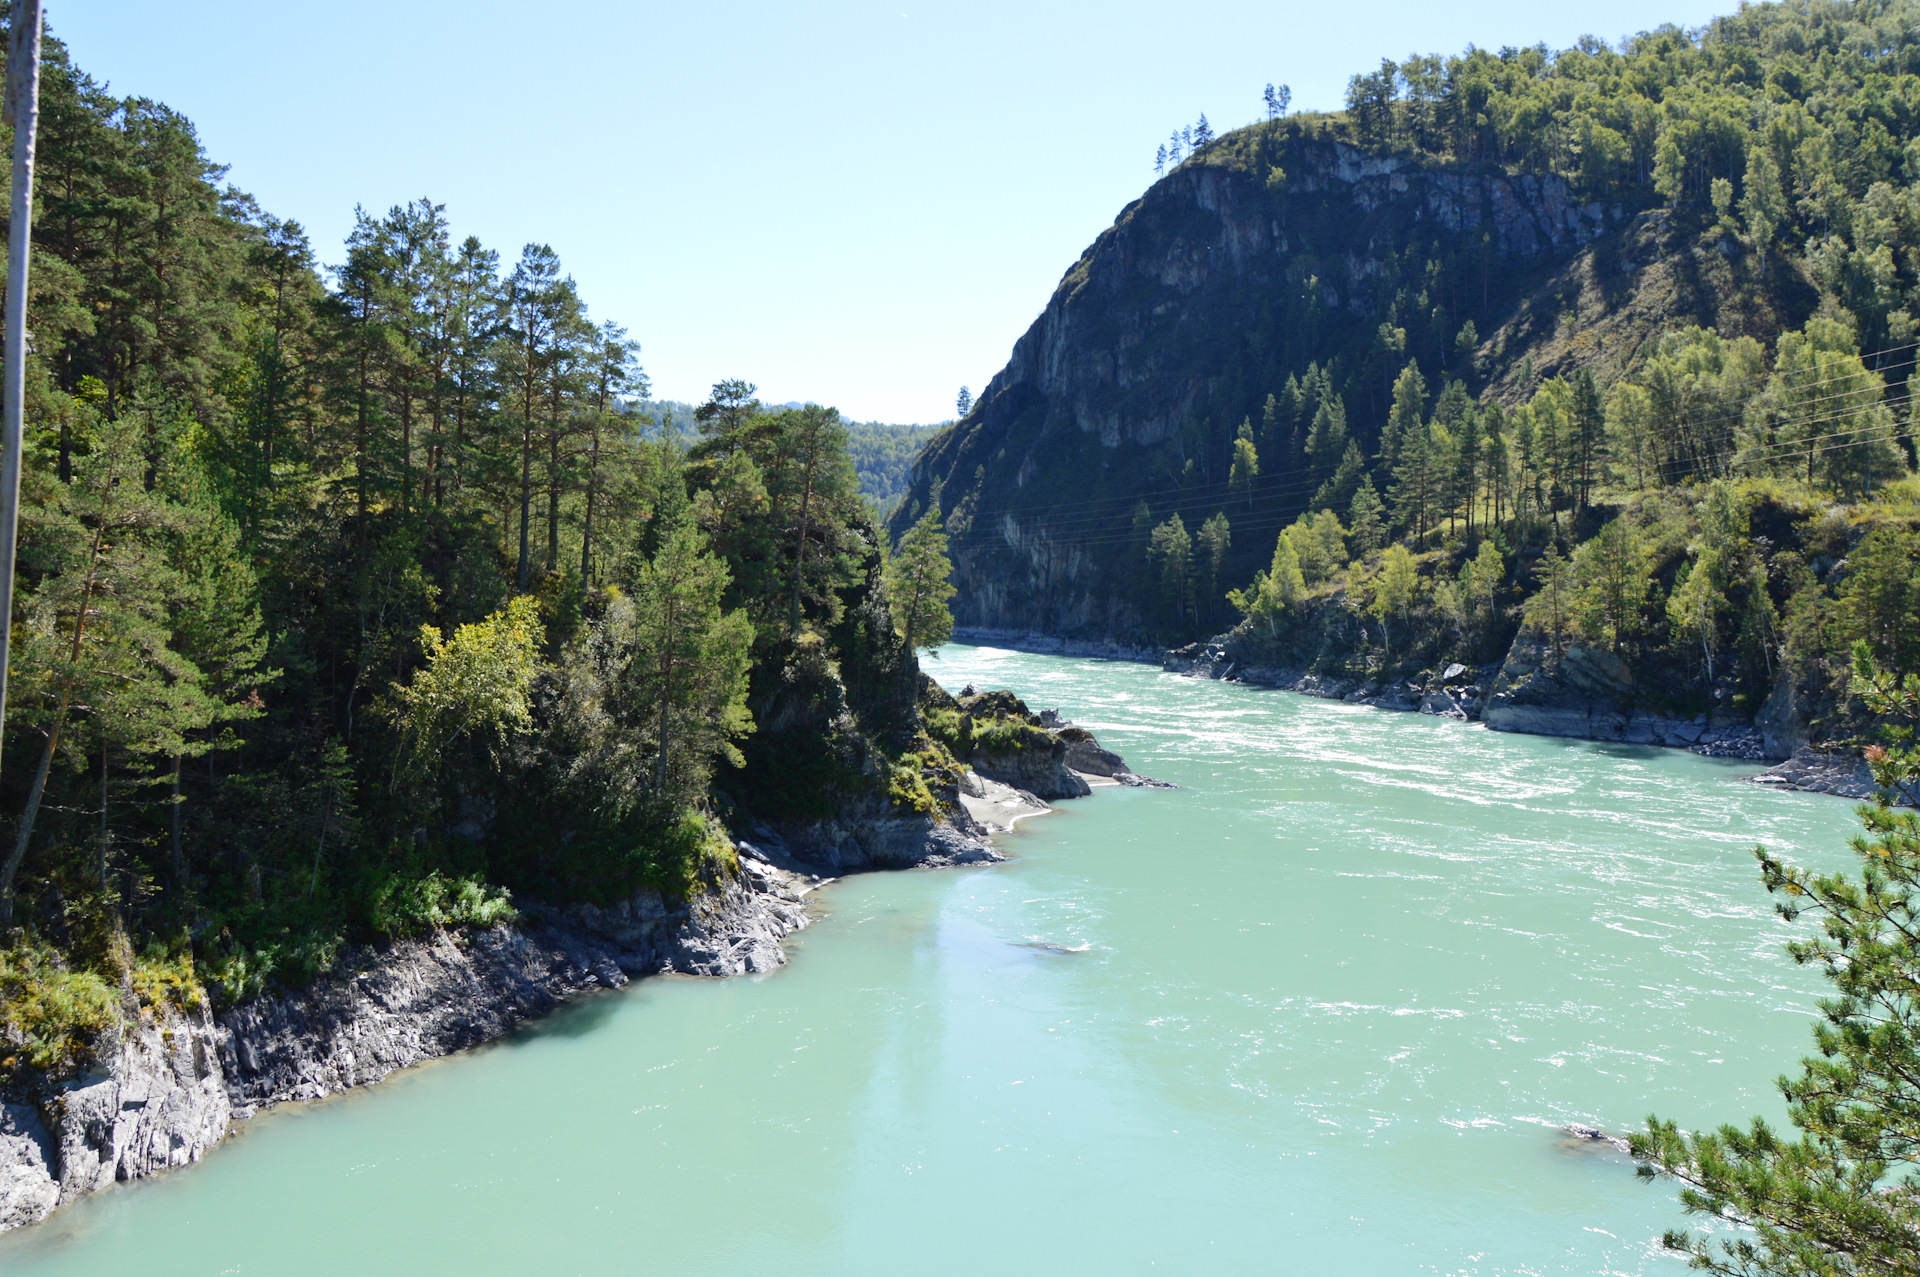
top-left (0, 25), bottom-right (961, 1083)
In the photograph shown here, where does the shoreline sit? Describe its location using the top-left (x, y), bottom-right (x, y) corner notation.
top-left (0, 716), bottom-right (1146, 1235)
top-left (952, 630), bottom-right (1897, 808)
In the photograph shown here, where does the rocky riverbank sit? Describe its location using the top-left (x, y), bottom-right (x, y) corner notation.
top-left (1163, 634), bottom-right (1904, 807)
top-left (0, 703), bottom-right (1156, 1234)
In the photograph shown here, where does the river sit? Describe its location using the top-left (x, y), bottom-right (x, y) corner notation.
top-left (0, 643), bottom-right (1861, 1274)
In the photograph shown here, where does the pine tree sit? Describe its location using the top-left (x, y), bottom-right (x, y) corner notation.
top-left (1390, 423), bottom-right (1438, 544)
top-left (1229, 419), bottom-right (1259, 509)
top-left (1380, 361), bottom-right (1427, 473)
top-left (1573, 519), bottom-right (1651, 653)
top-left (1450, 406), bottom-right (1482, 533)
top-left (1348, 476), bottom-right (1385, 557)
top-left (1314, 439), bottom-right (1367, 513)
top-left (1638, 663), bottom-right (1920, 1272)
top-left (1193, 115), bottom-right (1214, 149)
top-left (956, 386), bottom-right (973, 417)
top-left (563, 520), bottom-right (755, 812)
top-left (1148, 515), bottom-right (1193, 626)
top-left (1569, 368), bottom-right (1606, 511)
top-left (884, 506), bottom-right (957, 660)
top-left (1196, 513), bottom-right (1232, 626)
top-left (1306, 388), bottom-right (1349, 473)
top-left (1523, 545), bottom-right (1577, 656)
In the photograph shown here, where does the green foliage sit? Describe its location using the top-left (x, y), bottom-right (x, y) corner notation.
top-left (0, 944), bottom-right (117, 1081)
top-left (129, 942), bottom-right (205, 1017)
top-left (0, 23), bottom-right (943, 1020)
top-left (885, 506), bottom-right (957, 656)
top-left (843, 421), bottom-right (943, 516)
top-left (370, 871), bottom-right (518, 939)
top-left (970, 715), bottom-right (1053, 757)
top-left (393, 595), bottom-right (546, 778)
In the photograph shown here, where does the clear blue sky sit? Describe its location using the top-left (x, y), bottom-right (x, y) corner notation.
top-left (60, 0), bottom-right (1734, 423)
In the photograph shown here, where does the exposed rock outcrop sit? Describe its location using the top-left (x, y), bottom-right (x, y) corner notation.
top-left (1481, 636), bottom-right (1768, 758)
top-left (0, 837), bottom-right (882, 1231)
top-left (1749, 748), bottom-right (1887, 802)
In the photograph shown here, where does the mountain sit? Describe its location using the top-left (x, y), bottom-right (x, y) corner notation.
top-left (887, 2), bottom-right (1904, 643)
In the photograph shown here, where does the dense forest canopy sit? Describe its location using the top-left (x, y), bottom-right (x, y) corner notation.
top-left (0, 16), bottom-right (964, 1082)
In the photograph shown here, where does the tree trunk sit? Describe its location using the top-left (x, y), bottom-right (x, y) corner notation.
top-left (788, 465), bottom-right (817, 637)
top-left (580, 424), bottom-right (601, 585)
top-left (98, 737), bottom-right (108, 892)
top-left (0, 517), bottom-right (106, 924)
top-left (170, 753), bottom-right (182, 883)
top-left (517, 408), bottom-right (534, 592)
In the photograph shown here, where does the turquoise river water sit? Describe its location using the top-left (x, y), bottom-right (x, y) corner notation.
top-left (0, 644), bottom-right (1867, 1275)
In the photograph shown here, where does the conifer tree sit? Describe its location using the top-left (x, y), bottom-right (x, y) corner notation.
top-left (1306, 388), bottom-right (1349, 473)
top-left (1380, 361), bottom-right (1427, 473)
top-left (1196, 513), bottom-right (1232, 626)
top-left (884, 506), bottom-right (957, 660)
top-left (1523, 545), bottom-right (1578, 657)
top-left (1148, 515), bottom-right (1193, 626)
top-left (1229, 419), bottom-right (1259, 509)
top-left (1390, 422), bottom-right (1438, 544)
top-left (1348, 476), bottom-right (1385, 557)
top-left (1569, 368), bottom-right (1605, 512)
top-left (1314, 439), bottom-right (1367, 513)
top-left (1637, 659), bottom-right (1920, 1272)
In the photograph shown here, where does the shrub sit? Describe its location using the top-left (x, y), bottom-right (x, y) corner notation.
top-left (371, 872), bottom-right (519, 939)
top-left (130, 942), bottom-right (204, 1016)
top-left (0, 943), bottom-right (119, 1081)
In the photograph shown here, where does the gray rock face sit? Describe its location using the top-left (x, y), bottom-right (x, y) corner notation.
top-left (894, 137), bottom-right (1639, 641)
top-left (1482, 636), bottom-right (1767, 757)
top-left (972, 743), bottom-right (1093, 801)
top-left (0, 1105), bottom-right (57, 1231)
top-left (1749, 748), bottom-right (1907, 804)
top-left (0, 999), bottom-right (234, 1230)
top-left (771, 807), bottom-right (1004, 873)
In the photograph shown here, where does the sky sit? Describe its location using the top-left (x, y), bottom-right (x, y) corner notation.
top-left (59, 0), bottom-right (1737, 424)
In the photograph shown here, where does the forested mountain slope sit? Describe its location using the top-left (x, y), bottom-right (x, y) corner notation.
top-left (891, 0), bottom-right (1920, 765)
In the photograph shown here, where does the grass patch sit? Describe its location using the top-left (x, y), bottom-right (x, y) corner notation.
top-left (0, 943), bottom-right (119, 1082)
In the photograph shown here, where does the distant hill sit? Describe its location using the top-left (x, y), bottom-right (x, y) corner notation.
top-left (641, 399), bottom-right (940, 515)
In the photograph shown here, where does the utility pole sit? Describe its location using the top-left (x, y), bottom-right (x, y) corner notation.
top-left (0, 0), bottom-right (44, 785)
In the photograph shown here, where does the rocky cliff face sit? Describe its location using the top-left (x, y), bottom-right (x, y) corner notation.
top-left (894, 129), bottom-right (1805, 644)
